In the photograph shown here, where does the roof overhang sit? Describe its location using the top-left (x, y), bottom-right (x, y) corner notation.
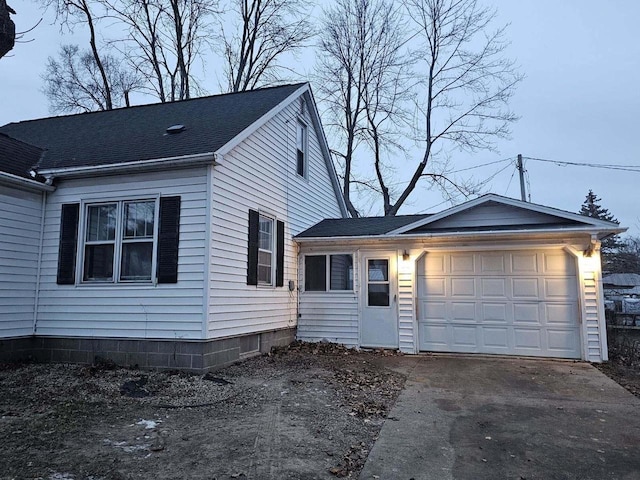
top-left (0, 171), bottom-right (56, 192)
top-left (37, 152), bottom-right (217, 182)
top-left (295, 225), bottom-right (626, 246)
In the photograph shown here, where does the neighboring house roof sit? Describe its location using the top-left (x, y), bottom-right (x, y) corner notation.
top-left (602, 273), bottom-right (640, 288)
top-left (0, 132), bottom-right (44, 179)
top-left (0, 83), bottom-right (305, 171)
top-left (296, 214), bottom-right (432, 238)
top-left (296, 193), bottom-right (625, 240)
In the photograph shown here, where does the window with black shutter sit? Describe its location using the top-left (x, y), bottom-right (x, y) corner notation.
top-left (247, 210), bottom-right (285, 287)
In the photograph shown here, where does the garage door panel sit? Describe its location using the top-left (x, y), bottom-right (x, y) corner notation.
top-left (451, 302), bottom-right (476, 321)
top-left (482, 278), bottom-right (507, 297)
top-left (482, 303), bottom-right (508, 322)
top-left (543, 252), bottom-right (576, 274)
top-left (512, 278), bottom-right (539, 298)
top-left (513, 303), bottom-right (541, 323)
top-left (418, 249), bottom-right (581, 359)
top-left (481, 327), bottom-right (509, 348)
top-left (451, 277), bottom-right (475, 296)
top-left (420, 277), bottom-right (446, 297)
top-left (512, 252), bottom-right (539, 273)
top-left (422, 301), bottom-right (446, 320)
top-left (545, 303), bottom-right (575, 324)
top-left (547, 329), bottom-right (580, 353)
top-left (450, 254), bottom-right (474, 273)
top-left (544, 278), bottom-right (577, 299)
top-left (513, 328), bottom-right (543, 350)
top-left (420, 324), bottom-right (449, 348)
top-left (480, 254), bottom-right (506, 273)
top-left (452, 325), bottom-right (478, 347)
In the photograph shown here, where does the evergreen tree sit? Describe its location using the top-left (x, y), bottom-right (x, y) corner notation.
top-left (579, 189), bottom-right (620, 271)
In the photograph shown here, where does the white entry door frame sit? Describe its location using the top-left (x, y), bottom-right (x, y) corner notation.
top-left (360, 252), bottom-right (399, 348)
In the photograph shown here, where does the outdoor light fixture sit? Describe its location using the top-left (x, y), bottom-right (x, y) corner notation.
top-left (402, 250), bottom-right (410, 261)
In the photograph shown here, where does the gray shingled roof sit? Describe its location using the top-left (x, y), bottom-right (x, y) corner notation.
top-left (0, 133), bottom-right (44, 179)
top-left (296, 214), bottom-right (432, 238)
top-left (0, 83), bottom-right (305, 171)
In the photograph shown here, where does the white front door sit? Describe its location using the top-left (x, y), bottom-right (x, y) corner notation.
top-left (360, 253), bottom-right (398, 348)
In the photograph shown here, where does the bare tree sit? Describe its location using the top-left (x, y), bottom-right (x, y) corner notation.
top-left (100, 0), bottom-right (218, 102)
top-left (316, 0), bottom-right (409, 217)
top-left (221, 0), bottom-right (314, 93)
top-left (43, 0), bottom-right (116, 109)
top-left (42, 44), bottom-right (142, 113)
top-left (0, 0), bottom-right (15, 59)
top-left (385, 0), bottom-right (522, 215)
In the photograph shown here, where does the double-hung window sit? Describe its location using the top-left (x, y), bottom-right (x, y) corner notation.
top-left (258, 214), bottom-right (274, 285)
top-left (304, 254), bottom-right (354, 292)
top-left (82, 199), bottom-right (156, 283)
top-left (296, 121), bottom-right (307, 177)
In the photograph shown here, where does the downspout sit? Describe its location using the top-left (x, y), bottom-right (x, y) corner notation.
top-left (32, 190), bottom-right (47, 335)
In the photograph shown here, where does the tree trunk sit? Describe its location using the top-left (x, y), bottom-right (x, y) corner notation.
top-left (0, 0), bottom-right (15, 59)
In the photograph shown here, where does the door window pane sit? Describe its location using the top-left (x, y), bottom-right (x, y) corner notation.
top-left (305, 255), bottom-right (327, 291)
top-left (368, 284), bottom-right (390, 306)
top-left (368, 259), bottom-right (388, 282)
top-left (330, 254), bottom-right (353, 290)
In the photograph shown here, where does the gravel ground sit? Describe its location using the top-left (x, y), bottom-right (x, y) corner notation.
top-left (0, 342), bottom-right (406, 480)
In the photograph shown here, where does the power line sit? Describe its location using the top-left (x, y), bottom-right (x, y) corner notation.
top-left (504, 162), bottom-right (517, 195)
top-left (523, 156), bottom-right (640, 173)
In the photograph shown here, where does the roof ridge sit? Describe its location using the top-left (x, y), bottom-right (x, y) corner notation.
top-left (1, 82), bottom-right (308, 127)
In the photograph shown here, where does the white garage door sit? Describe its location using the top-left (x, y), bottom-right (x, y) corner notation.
top-left (417, 249), bottom-right (581, 359)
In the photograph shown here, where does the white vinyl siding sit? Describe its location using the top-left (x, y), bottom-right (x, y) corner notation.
top-left (0, 186), bottom-right (44, 338)
top-left (577, 250), bottom-right (607, 362)
top-left (35, 167), bottom-right (207, 339)
top-left (298, 247), bottom-right (360, 347)
top-left (418, 202), bottom-right (570, 231)
top-left (207, 101), bottom-right (343, 339)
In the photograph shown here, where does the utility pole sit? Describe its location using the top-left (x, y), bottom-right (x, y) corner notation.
top-left (517, 154), bottom-right (526, 202)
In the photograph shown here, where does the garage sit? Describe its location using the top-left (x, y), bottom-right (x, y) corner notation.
top-left (417, 249), bottom-right (581, 359)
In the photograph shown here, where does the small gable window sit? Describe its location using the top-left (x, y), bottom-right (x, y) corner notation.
top-left (247, 209), bottom-right (285, 287)
top-left (56, 196), bottom-right (180, 285)
top-left (304, 254), bottom-right (354, 292)
top-left (296, 121), bottom-right (307, 177)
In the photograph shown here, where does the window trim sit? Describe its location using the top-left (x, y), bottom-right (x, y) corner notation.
top-left (257, 213), bottom-right (275, 286)
top-left (303, 253), bottom-right (355, 293)
top-left (77, 195), bottom-right (160, 285)
top-left (296, 119), bottom-right (308, 178)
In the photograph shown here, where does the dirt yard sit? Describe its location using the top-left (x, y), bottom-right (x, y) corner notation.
top-left (595, 329), bottom-right (640, 398)
top-left (0, 342), bottom-right (406, 480)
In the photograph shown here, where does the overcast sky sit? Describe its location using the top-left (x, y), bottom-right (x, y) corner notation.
top-left (1, 1), bottom-right (639, 235)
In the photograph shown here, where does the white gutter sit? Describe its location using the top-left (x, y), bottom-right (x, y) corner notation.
top-left (295, 225), bottom-right (627, 244)
top-left (37, 152), bottom-right (217, 180)
top-left (0, 172), bottom-right (56, 192)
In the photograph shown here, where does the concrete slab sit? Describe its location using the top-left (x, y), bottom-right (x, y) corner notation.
top-left (360, 356), bottom-right (640, 480)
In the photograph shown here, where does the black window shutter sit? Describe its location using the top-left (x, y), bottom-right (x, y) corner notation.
top-left (247, 209), bottom-right (259, 285)
top-left (276, 220), bottom-right (285, 287)
top-left (57, 203), bottom-right (79, 285)
top-left (157, 196), bottom-right (181, 284)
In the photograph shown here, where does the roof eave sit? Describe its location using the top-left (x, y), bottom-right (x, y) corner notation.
top-left (295, 225), bottom-right (626, 244)
top-left (0, 172), bottom-right (56, 192)
top-left (37, 152), bottom-right (217, 180)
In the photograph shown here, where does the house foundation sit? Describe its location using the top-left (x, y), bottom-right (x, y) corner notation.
top-left (0, 327), bottom-right (296, 372)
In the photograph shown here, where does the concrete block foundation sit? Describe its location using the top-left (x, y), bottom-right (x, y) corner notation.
top-left (0, 328), bottom-right (296, 372)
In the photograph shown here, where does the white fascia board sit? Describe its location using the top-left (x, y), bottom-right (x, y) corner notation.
top-left (295, 225), bottom-right (626, 245)
top-left (302, 88), bottom-right (350, 219)
top-left (388, 193), bottom-right (622, 235)
top-left (215, 84), bottom-right (309, 157)
top-left (37, 152), bottom-right (216, 180)
top-left (0, 172), bottom-right (56, 192)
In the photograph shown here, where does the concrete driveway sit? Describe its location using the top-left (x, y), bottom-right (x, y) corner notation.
top-left (361, 356), bottom-right (640, 480)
